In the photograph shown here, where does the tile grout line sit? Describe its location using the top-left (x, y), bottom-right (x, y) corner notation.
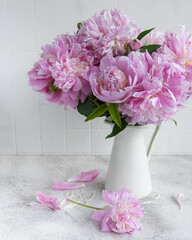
top-left (33, 0), bottom-right (42, 154)
top-left (5, 0), bottom-right (17, 154)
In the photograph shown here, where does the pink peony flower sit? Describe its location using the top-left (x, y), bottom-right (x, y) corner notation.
top-left (160, 26), bottom-right (192, 70)
top-left (77, 8), bottom-right (140, 63)
top-left (28, 34), bottom-right (93, 109)
top-left (92, 189), bottom-right (144, 234)
top-left (119, 52), bottom-right (189, 125)
top-left (141, 29), bottom-right (164, 45)
top-left (89, 54), bottom-right (145, 103)
top-left (67, 169), bottom-right (99, 182)
top-left (159, 26), bottom-right (192, 95)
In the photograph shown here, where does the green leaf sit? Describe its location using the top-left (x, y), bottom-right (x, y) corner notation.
top-left (137, 28), bottom-right (155, 40)
top-left (77, 99), bottom-right (97, 117)
top-left (140, 44), bottom-right (161, 54)
top-left (85, 104), bottom-right (108, 122)
top-left (108, 103), bottom-right (122, 127)
top-left (106, 119), bottom-right (128, 139)
top-left (172, 119), bottom-right (177, 126)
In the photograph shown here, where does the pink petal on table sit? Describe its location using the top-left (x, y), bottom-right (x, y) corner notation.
top-left (52, 180), bottom-right (85, 190)
top-left (36, 192), bottom-right (61, 210)
top-left (67, 169), bottom-right (99, 182)
top-left (173, 192), bottom-right (184, 210)
top-left (28, 201), bottom-right (45, 208)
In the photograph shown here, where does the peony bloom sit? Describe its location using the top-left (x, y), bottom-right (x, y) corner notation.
top-left (77, 8), bottom-right (140, 63)
top-left (160, 26), bottom-right (192, 71)
top-left (88, 53), bottom-right (151, 103)
top-left (119, 53), bottom-right (189, 125)
top-left (92, 189), bottom-right (144, 234)
top-left (28, 34), bottom-right (93, 109)
top-left (159, 26), bottom-right (192, 95)
top-left (141, 29), bottom-right (164, 46)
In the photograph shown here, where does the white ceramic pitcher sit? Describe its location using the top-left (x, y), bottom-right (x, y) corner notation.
top-left (105, 125), bottom-right (160, 199)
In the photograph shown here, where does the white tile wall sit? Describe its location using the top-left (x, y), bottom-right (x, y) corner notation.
top-left (0, 0), bottom-right (192, 155)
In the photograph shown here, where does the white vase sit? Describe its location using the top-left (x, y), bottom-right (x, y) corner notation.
top-left (105, 125), bottom-right (160, 199)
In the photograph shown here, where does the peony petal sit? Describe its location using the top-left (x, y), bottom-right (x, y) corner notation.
top-left (102, 190), bottom-right (120, 205)
top-left (173, 192), bottom-right (184, 210)
top-left (67, 169), bottom-right (99, 182)
top-left (52, 180), bottom-right (85, 190)
top-left (92, 206), bottom-right (111, 222)
top-left (28, 201), bottom-right (45, 208)
top-left (36, 192), bottom-right (61, 210)
top-left (101, 214), bottom-right (112, 232)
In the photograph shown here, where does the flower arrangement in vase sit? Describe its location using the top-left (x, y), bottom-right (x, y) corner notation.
top-left (28, 8), bottom-right (192, 198)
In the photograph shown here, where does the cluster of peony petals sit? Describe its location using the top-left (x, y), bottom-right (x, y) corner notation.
top-left (159, 26), bottom-right (192, 95)
top-left (92, 189), bottom-right (144, 234)
top-left (77, 8), bottom-right (140, 63)
top-left (28, 34), bottom-right (93, 109)
top-left (119, 52), bottom-right (189, 125)
top-left (141, 29), bottom-right (165, 45)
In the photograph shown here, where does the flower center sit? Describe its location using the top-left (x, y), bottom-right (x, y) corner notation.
top-left (64, 58), bottom-right (88, 77)
top-left (48, 81), bottom-right (60, 93)
top-left (99, 66), bottom-right (127, 91)
top-left (185, 60), bottom-right (192, 67)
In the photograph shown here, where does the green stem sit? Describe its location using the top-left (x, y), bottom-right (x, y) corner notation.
top-left (67, 198), bottom-right (104, 210)
top-left (147, 124), bottom-right (161, 159)
top-left (88, 96), bottom-right (100, 107)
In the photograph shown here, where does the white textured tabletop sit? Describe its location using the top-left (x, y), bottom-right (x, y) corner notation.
top-left (0, 155), bottom-right (192, 240)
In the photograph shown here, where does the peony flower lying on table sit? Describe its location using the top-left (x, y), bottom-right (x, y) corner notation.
top-left (92, 189), bottom-right (144, 234)
top-left (30, 189), bottom-right (144, 234)
top-left (28, 8), bottom-right (192, 138)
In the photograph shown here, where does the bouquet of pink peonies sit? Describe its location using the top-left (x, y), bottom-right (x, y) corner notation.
top-left (28, 8), bottom-right (192, 138)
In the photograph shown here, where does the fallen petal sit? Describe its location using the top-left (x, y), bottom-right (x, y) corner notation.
top-left (174, 192), bottom-right (184, 210)
top-left (52, 180), bottom-right (85, 190)
top-left (28, 201), bottom-right (45, 208)
top-left (36, 192), bottom-right (61, 210)
top-left (67, 169), bottom-right (99, 182)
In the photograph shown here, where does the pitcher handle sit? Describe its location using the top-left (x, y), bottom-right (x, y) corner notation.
top-left (147, 124), bottom-right (162, 161)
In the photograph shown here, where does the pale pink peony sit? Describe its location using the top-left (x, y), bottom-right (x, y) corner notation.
top-left (88, 53), bottom-right (150, 103)
top-left (92, 189), bottom-right (144, 234)
top-left (119, 52), bottom-right (189, 125)
top-left (160, 26), bottom-right (192, 70)
top-left (28, 34), bottom-right (93, 109)
top-left (159, 26), bottom-right (192, 95)
top-left (141, 29), bottom-right (164, 45)
top-left (78, 8), bottom-right (140, 63)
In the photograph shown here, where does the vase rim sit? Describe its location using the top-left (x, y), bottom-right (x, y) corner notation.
top-left (127, 124), bottom-right (148, 128)
top-left (104, 120), bottom-right (149, 128)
